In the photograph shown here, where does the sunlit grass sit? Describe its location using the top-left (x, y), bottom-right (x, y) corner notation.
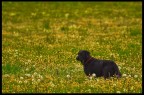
top-left (2, 2), bottom-right (142, 93)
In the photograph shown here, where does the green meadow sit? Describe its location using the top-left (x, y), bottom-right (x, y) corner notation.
top-left (2, 2), bottom-right (142, 93)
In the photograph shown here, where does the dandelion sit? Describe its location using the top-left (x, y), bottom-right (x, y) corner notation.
top-left (38, 74), bottom-right (43, 80)
top-left (10, 13), bottom-right (16, 16)
top-left (33, 65), bottom-right (35, 67)
top-left (32, 78), bottom-right (36, 84)
top-left (40, 55), bottom-right (42, 58)
top-left (130, 86), bottom-right (134, 90)
top-left (28, 59), bottom-right (31, 63)
top-left (32, 75), bottom-right (34, 78)
top-left (32, 81), bottom-right (36, 84)
top-left (42, 12), bottom-right (46, 15)
top-left (85, 10), bottom-right (88, 14)
top-left (37, 79), bottom-right (41, 82)
top-left (32, 78), bottom-right (35, 82)
top-left (14, 50), bottom-right (19, 57)
top-left (18, 81), bottom-right (22, 84)
top-left (96, 78), bottom-right (99, 82)
top-left (25, 62), bottom-right (28, 65)
top-left (15, 50), bottom-right (18, 52)
top-left (50, 82), bottom-right (55, 87)
top-left (113, 84), bottom-right (116, 86)
top-left (40, 76), bottom-right (43, 80)
top-left (65, 13), bottom-right (69, 18)
top-left (24, 80), bottom-right (28, 84)
top-left (87, 89), bottom-right (91, 93)
top-left (14, 32), bottom-right (19, 36)
top-left (31, 13), bottom-right (36, 16)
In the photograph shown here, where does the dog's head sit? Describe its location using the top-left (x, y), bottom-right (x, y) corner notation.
top-left (76, 50), bottom-right (90, 64)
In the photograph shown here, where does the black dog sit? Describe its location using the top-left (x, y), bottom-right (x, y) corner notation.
top-left (76, 50), bottom-right (121, 79)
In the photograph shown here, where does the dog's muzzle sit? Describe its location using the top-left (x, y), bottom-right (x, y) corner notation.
top-left (76, 56), bottom-right (79, 60)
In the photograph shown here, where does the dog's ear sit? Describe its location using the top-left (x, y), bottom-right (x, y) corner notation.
top-left (83, 50), bottom-right (90, 58)
top-left (84, 50), bottom-right (90, 55)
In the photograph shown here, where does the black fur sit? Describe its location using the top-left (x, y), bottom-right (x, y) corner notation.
top-left (76, 50), bottom-right (122, 79)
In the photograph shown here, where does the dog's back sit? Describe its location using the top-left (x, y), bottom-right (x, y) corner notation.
top-left (84, 59), bottom-right (121, 78)
top-left (84, 59), bottom-right (104, 77)
top-left (100, 60), bottom-right (121, 78)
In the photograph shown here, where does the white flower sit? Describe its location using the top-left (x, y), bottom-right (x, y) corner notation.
top-left (92, 73), bottom-right (96, 77)
top-left (25, 74), bottom-right (31, 77)
top-left (123, 88), bottom-right (127, 92)
top-left (25, 62), bottom-right (28, 65)
top-left (20, 77), bottom-right (24, 80)
top-left (34, 72), bottom-right (37, 76)
top-left (116, 91), bottom-right (121, 93)
top-left (15, 50), bottom-right (18, 52)
top-left (66, 75), bottom-right (70, 78)
top-left (3, 74), bottom-right (10, 77)
top-left (119, 66), bottom-right (121, 70)
top-left (134, 75), bottom-right (138, 78)
top-left (38, 74), bottom-right (43, 80)
top-left (89, 76), bottom-right (92, 80)
top-left (128, 75), bottom-right (131, 77)
top-left (87, 89), bottom-right (91, 92)
top-left (26, 68), bottom-right (29, 71)
top-left (122, 74), bottom-right (127, 77)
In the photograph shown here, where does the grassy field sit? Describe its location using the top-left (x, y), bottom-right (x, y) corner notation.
top-left (2, 2), bottom-right (142, 93)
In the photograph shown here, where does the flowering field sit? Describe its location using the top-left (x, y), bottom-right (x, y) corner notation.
top-left (2, 2), bottom-right (142, 93)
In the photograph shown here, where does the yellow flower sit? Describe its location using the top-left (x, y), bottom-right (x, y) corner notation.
top-left (9, 13), bottom-right (16, 16)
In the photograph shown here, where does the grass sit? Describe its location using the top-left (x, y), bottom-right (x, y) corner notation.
top-left (2, 2), bottom-right (142, 93)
